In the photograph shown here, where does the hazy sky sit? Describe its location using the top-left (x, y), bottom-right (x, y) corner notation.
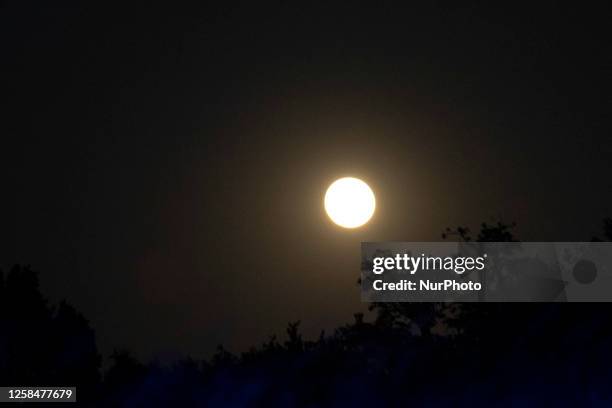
top-left (2, 3), bottom-right (609, 360)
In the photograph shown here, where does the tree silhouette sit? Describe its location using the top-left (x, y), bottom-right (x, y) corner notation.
top-left (0, 265), bottom-right (101, 402)
top-left (3, 219), bottom-right (612, 406)
top-left (593, 217), bottom-right (612, 241)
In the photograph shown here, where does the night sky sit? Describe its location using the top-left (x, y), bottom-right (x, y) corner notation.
top-left (2, 3), bottom-right (610, 361)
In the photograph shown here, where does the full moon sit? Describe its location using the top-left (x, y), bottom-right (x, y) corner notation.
top-left (324, 177), bottom-right (376, 228)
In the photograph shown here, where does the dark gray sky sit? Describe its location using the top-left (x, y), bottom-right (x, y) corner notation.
top-left (2, 2), bottom-right (610, 360)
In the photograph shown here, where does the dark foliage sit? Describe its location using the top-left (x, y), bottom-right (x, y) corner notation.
top-left (2, 220), bottom-right (612, 406)
top-left (0, 265), bottom-right (101, 402)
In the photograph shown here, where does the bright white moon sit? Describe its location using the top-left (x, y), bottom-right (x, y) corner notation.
top-left (324, 177), bottom-right (376, 228)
